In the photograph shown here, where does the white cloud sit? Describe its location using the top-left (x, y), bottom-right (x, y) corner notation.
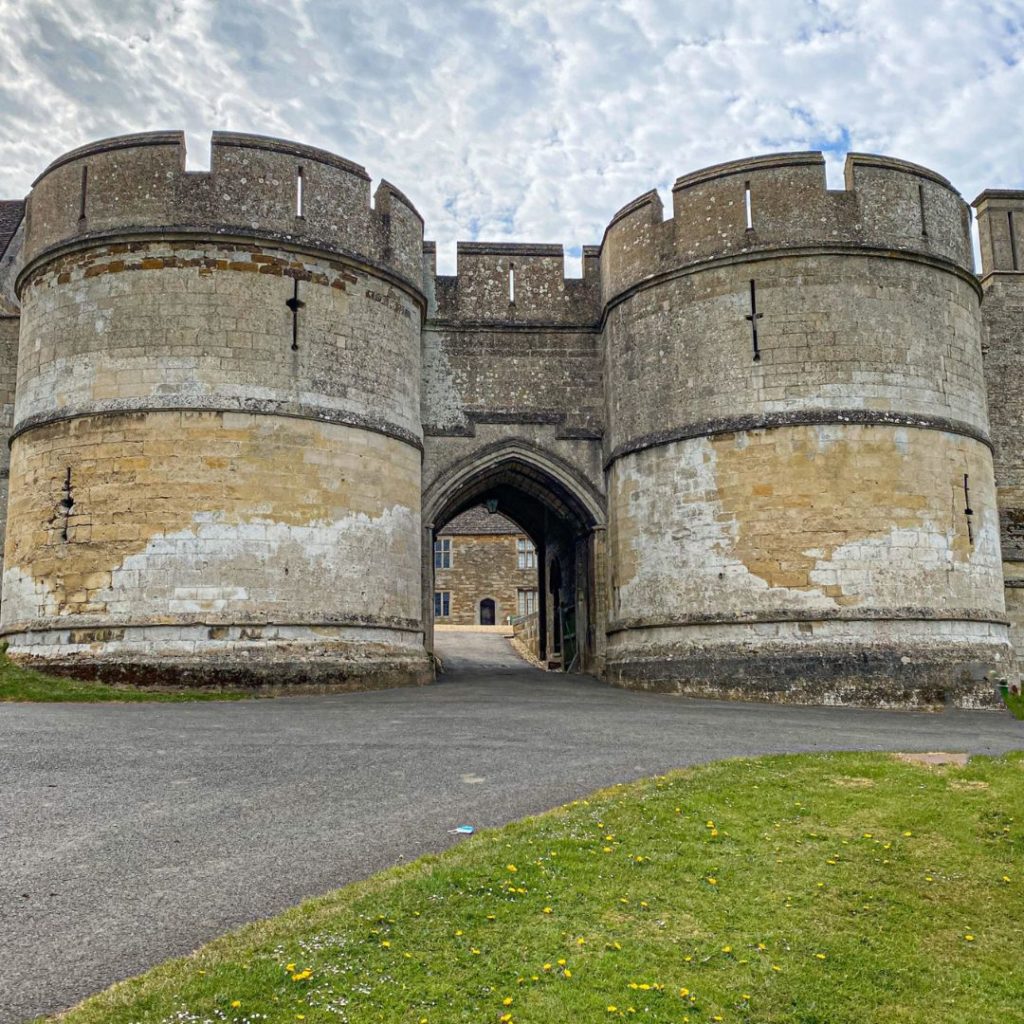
top-left (0, 0), bottom-right (1021, 271)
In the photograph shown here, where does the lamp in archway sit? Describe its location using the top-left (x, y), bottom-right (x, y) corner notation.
top-left (485, 498), bottom-right (499, 514)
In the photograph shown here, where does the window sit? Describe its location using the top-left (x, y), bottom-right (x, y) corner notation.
top-left (517, 537), bottom-right (536, 570)
top-left (517, 588), bottom-right (538, 616)
top-left (434, 538), bottom-right (451, 569)
top-left (434, 591), bottom-right (450, 618)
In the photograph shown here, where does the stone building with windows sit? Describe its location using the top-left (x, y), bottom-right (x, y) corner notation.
top-left (0, 132), bottom-right (1023, 708)
top-left (432, 505), bottom-right (538, 626)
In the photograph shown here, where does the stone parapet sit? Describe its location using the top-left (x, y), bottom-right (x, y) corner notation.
top-left (21, 131), bottom-right (424, 295)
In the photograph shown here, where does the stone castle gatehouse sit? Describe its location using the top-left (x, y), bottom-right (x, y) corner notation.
top-left (0, 132), bottom-right (1021, 707)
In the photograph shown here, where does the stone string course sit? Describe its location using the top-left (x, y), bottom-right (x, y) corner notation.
top-left (0, 131), bottom-right (1021, 706)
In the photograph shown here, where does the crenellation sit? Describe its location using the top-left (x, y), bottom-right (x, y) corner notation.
top-left (974, 190), bottom-right (1024, 276)
top-left (430, 241), bottom-right (601, 325)
top-left (599, 152), bottom-right (974, 307)
top-left (22, 132), bottom-right (424, 295)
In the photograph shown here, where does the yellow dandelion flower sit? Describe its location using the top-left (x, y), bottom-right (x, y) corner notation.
top-left (380, 940), bottom-right (390, 948)
top-left (500, 1015), bottom-right (512, 1024)
top-left (814, 953), bottom-right (826, 960)
top-left (487, 914), bottom-right (496, 920)
top-left (543, 907), bottom-right (553, 914)
top-left (710, 829), bottom-right (719, 838)
top-left (231, 1001), bottom-right (241, 1009)
top-left (507, 864), bottom-right (517, 873)
top-left (285, 962), bottom-right (296, 971)
top-left (1002, 876), bottom-right (1011, 883)
top-left (742, 993), bottom-right (751, 1000)
top-left (564, 969), bottom-right (572, 978)
top-left (706, 877), bottom-right (718, 885)
top-left (706, 820), bottom-right (715, 828)
top-left (577, 937), bottom-right (586, 945)
top-left (964, 934), bottom-right (975, 942)
top-left (757, 942), bottom-right (767, 951)
top-left (679, 987), bottom-right (690, 997)
top-left (503, 997), bottom-right (514, 1006)
top-left (471, 947), bottom-right (481, 955)
top-left (722, 945), bottom-right (732, 953)
top-left (291, 969), bottom-right (312, 981)
top-left (903, 831), bottom-right (913, 837)
top-left (543, 962), bottom-right (552, 971)
top-left (607, 1007), bottom-right (618, 1014)
top-left (603, 847), bottom-right (613, 853)
top-left (557, 958), bottom-right (567, 966)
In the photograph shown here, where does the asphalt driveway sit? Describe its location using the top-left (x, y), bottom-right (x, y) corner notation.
top-left (1, 632), bottom-right (1021, 1022)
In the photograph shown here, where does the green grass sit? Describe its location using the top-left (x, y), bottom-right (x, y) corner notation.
top-left (43, 751), bottom-right (1024, 1024)
top-left (0, 653), bottom-right (252, 702)
top-left (1004, 688), bottom-right (1024, 720)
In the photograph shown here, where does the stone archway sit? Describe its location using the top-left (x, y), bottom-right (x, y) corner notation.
top-left (422, 439), bottom-right (607, 674)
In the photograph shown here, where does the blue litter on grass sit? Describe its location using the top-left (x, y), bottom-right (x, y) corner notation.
top-left (449, 825), bottom-right (475, 834)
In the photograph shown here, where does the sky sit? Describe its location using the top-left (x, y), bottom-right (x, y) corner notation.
top-left (1, 0), bottom-right (1022, 272)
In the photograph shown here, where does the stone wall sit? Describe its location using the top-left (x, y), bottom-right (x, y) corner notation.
top-left (434, 531), bottom-right (537, 626)
top-left (2, 132), bottom-right (430, 686)
top-left (601, 153), bottom-right (1011, 706)
top-left (975, 189), bottom-right (1024, 662)
top-left (421, 241), bottom-right (605, 500)
top-left (0, 315), bottom-right (17, 582)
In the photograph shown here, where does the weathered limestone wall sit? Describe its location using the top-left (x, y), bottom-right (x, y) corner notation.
top-left (0, 315), bottom-right (17, 581)
top-left (975, 189), bottom-right (1024, 661)
top-left (421, 241), bottom-right (604, 497)
top-left (14, 241), bottom-right (421, 442)
top-left (3, 132), bottom-right (430, 686)
top-left (602, 153), bottom-right (1013, 706)
top-left (0, 211), bottom-right (23, 589)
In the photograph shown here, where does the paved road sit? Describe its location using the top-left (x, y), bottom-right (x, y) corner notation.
top-left (2, 634), bottom-right (1021, 1022)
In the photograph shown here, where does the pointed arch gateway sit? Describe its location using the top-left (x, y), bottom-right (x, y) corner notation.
top-left (422, 440), bottom-right (607, 674)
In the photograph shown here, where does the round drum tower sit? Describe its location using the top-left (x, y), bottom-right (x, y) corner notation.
top-left (602, 152), bottom-right (1014, 707)
top-left (2, 132), bottom-right (430, 686)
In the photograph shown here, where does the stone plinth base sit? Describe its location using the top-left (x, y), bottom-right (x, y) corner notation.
top-left (3, 623), bottom-right (433, 691)
top-left (606, 623), bottom-right (1016, 710)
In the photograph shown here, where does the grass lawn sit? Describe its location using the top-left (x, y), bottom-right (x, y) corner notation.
top-left (1005, 688), bottom-right (1024, 720)
top-left (0, 652), bottom-right (253, 702)
top-left (42, 751), bottom-right (1023, 1024)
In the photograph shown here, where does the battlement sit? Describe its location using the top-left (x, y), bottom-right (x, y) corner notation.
top-left (601, 151), bottom-right (972, 302)
top-left (973, 189), bottom-right (1024, 277)
top-left (21, 131), bottom-right (424, 291)
top-left (427, 240), bottom-right (601, 325)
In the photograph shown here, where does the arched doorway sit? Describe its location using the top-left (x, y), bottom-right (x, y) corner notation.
top-left (423, 440), bottom-right (606, 674)
top-left (479, 598), bottom-right (496, 626)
